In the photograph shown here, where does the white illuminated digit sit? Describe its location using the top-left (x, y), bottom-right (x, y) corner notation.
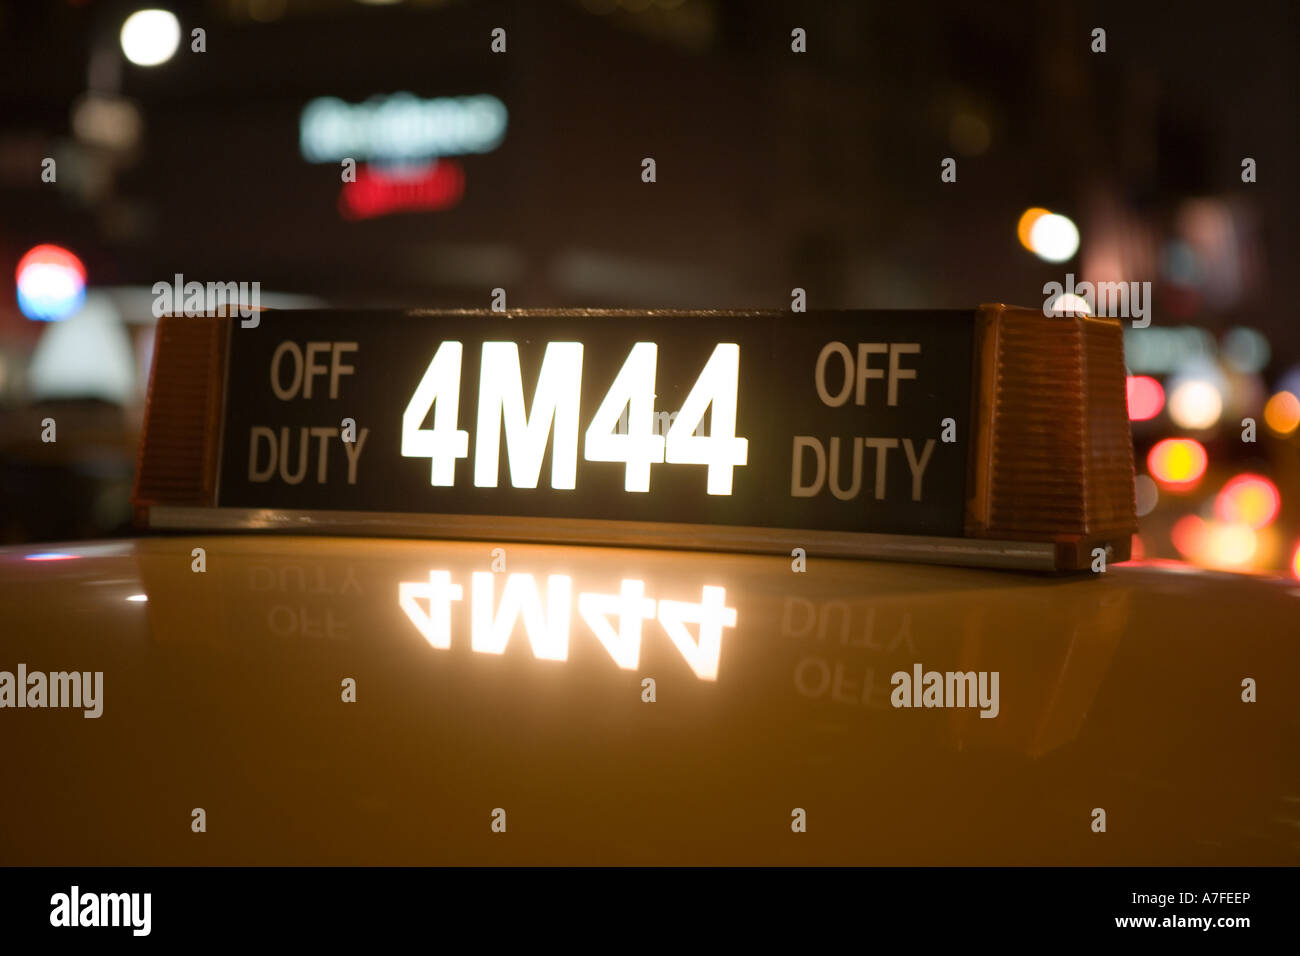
top-left (664, 343), bottom-right (748, 495)
top-left (398, 570), bottom-right (463, 649)
top-left (583, 342), bottom-right (665, 492)
top-left (401, 341), bottom-right (469, 486)
top-left (656, 585), bottom-right (737, 681)
top-left (577, 579), bottom-right (657, 669)
top-left (475, 342), bottom-right (584, 489)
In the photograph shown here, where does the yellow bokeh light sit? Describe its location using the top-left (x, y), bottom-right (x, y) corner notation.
top-left (1148, 438), bottom-right (1207, 489)
top-left (1203, 522), bottom-right (1257, 569)
top-left (1263, 390), bottom-right (1300, 436)
top-left (1016, 207), bottom-right (1050, 252)
top-left (1215, 474), bottom-right (1280, 529)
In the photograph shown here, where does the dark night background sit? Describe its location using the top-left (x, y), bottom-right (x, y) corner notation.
top-left (1, 0), bottom-right (1298, 574)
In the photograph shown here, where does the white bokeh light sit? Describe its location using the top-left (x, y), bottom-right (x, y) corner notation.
top-left (1168, 378), bottom-right (1224, 430)
top-left (120, 10), bottom-right (181, 67)
top-left (1046, 293), bottom-right (1092, 316)
top-left (1028, 213), bottom-right (1080, 262)
top-left (1134, 474), bottom-right (1159, 517)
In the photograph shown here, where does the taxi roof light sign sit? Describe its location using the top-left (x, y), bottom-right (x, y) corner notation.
top-left (133, 306), bottom-right (1137, 572)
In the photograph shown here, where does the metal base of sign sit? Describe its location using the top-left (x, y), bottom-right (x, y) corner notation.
top-left (145, 506), bottom-right (1062, 571)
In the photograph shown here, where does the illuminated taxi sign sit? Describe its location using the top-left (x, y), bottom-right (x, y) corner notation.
top-left (133, 307), bottom-right (1137, 571)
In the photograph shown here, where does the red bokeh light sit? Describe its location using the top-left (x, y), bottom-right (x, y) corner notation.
top-left (1126, 375), bottom-right (1165, 421)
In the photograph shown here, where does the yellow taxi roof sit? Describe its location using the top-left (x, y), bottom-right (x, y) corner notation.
top-left (2, 536), bottom-right (1297, 864)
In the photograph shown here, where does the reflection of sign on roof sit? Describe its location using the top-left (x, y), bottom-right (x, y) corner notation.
top-left (299, 92), bottom-right (508, 163)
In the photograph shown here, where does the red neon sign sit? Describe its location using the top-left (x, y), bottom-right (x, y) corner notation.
top-left (340, 160), bottom-right (465, 220)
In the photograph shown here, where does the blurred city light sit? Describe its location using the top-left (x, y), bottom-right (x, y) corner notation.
top-left (1215, 474), bottom-right (1281, 529)
top-left (15, 244), bottom-right (86, 321)
top-left (1148, 438), bottom-right (1208, 490)
top-left (1292, 541), bottom-right (1300, 581)
top-left (1046, 293), bottom-right (1091, 315)
top-left (948, 112), bottom-right (991, 155)
top-left (1026, 212), bottom-right (1080, 262)
top-left (1278, 366), bottom-right (1300, 399)
top-left (27, 293), bottom-right (136, 403)
top-left (120, 10), bottom-right (181, 67)
top-left (1167, 378), bottom-right (1223, 429)
top-left (71, 94), bottom-right (143, 152)
top-left (1170, 514), bottom-right (1205, 558)
top-left (1126, 375), bottom-right (1165, 421)
top-left (1171, 515), bottom-right (1258, 569)
top-left (1134, 474), bottom-right (1159, 517)
top-left (1204, 522), bottom-right (1258, 569)
top-left (1159, 238), bottom-right (1200, 286)
top-left (1177, 198), bottom-right (1253, 309)
top-left (1221, 327), bottom-right (1271, 373)
top-left (339, 160), bottom-right (465, 220)
top-left (299, 93), bottom-right (508, 163)
top-left (1220, 368), bottom-right (1266, 421)
top-left (1123, 326), bottom-right (1216, 375)
top-left (1016, 207), bottom-right (1049, 251)
top-left (1263, 390), bottom-right (1300, 436)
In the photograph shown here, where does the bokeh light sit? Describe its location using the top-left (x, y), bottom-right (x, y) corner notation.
top-left (1027, 212), bottom-right (1080, 262)
top-left (120, 9), bottom-right (181, 67)
top-left (1016, 207), bottom-right (1050, 251)
top-left (1170, 514), bottom-right (1206, 558)
top-left (1160, 239), bottom-right (1200, 286)
top-left (1167, 378), bottom-right (1223, 429)
top-left (1221, 327), bottom-right (1271, 373)
top-left (1263, 391), bottom-right (1300, 436)
top-left (15, 244), bottom-right (86, 321)
top-left (1046, 293), bottom-right (1091, 316)
top-left (1204, 522), bottom-right (1258, 569)
top-left (1278, 366), bottom-right (1300, 400)
top-left (1134, 474), bottom-right (1159, 517)
top-left (1148, 438), bottom-right (1208, 490)
top-left (1220, 369), bottom-right (1266, 421)
top-left (1215, 474), bottom-right (1280, 529)
top-left (1126, 375), bottom-right (1165, 421)
top-left (1171, 515), bottom-right (1258, 569)
top-left (948, 112), bottom-right (991, 155)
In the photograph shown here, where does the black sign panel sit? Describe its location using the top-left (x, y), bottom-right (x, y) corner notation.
top-left (216, 310), bottom-right (975, 536)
